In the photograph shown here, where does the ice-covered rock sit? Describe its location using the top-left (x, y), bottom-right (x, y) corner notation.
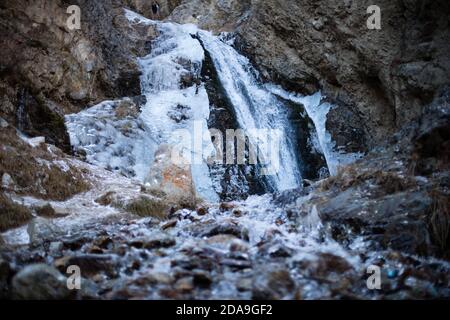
top-left (12, 264), bottom-right (71, 300)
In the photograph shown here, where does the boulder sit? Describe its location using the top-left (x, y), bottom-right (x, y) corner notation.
top-left (12, 264), bottom-right (72, 300)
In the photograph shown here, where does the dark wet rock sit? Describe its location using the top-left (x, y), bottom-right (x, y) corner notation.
top-left (220, 258), bottom-right (252, 270)
top-left (56, 254), bottom-right (117, 278)
top-left (267, 243), bottom-right (294, 258)
top-left (61, 234), bottom-right (94, 251)
top-left (201, 222), bottom-right (244, 239)
top-left (319, 187), bottom-right (435, 256)
top-left (12, 264), bottom-right (72, 300)
top-left (314, 253), bottom-right (353, 277)
top-left (252, 264), bottom-right (296, 300)
top-left (134, 272), bottom-right (174, 286)
top-left (161, 219), bottom-right (178, 230)
top-left (232, 209), bottom-right (243, 217)
top-left (93, 236), bottom-right (114, 250)
top-left (272, 187), bottom-right (309, 207)
top-left (144, 237), bottom-right (176, 249)
top-left (78, 278), bottom-right (100, 300)
top-left (87, 245), bottom-right (104, 254)
top-left (278, 96), bottom-right (329, 179)
top-left (125, 0), bottom-right (182, 21)
top-left (129, 234), bottom-right (176, 250)
top-left (219, 202), bottom-right (237, 212)
top-left (0, 258), bottom-right (12, 299)
top-left (412, 89), bottom-right (450, 176)
top-left (196, 206), bottom-right (208, 216)
top-left (171, 254), bottom-right (215, 272)
top-left (229, 239), bottom-right (249, 253)
top-left (326, 102), bottom-right (368, 154)
top-left (192, 270), bottom-right (212, 288)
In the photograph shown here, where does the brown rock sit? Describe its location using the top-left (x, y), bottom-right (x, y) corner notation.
top-left (161, 218), bottom-right (178, 230)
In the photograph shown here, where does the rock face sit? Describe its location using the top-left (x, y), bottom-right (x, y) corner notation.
top-left (238, 0), bottom-right (450, 153)
top-left (278, 92), bottom-right (450, 259)
top-left (169, 0), bottom-right (450, 154)
top-left (0, 0), bottom-right (155, 151)
top-left (125, 0), bottom-right (182, 20)
top-left (169, 0), bottom-right (251, 32)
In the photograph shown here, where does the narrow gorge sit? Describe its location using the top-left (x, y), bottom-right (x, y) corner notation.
top-left (0, 0), bottom-right (449, 300)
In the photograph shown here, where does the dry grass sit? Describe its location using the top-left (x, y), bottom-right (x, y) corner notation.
top-left (0, 127), bottom-right (90, 201)
top-left (33, 203), bottom-right (67, 218)
top-left (141, 186), bottom-right (168, 199)
top-left (125, 195), bottom-right (168, 220)
top-left (40, 164), bottom-right (90, 200)
top-left (95, 191), bottom-right (115, 206)
top-left (318, 164), bottom-right (416, 194)
top-left (96, 185), bottom-right (201, 220)
top-left (123, 191), bottom-right (200, 220)
top-left (0, 193), bottom-right (32, 232)
top-left (34, 203), bottom-right (56, 217)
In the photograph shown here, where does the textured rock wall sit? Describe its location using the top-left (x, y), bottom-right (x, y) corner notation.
top-left (0, 0), bottom-right (157, 206)
top-left (169, 0), bottom-right (450, 153)
top-left (125, 0), bottom-right (182, 20)
top-left (0, 0), bottom-right (156, 151)
top-left (169, 0), bottom-right (251, 32)
top-left (1, 0), bottom-right (448, 189)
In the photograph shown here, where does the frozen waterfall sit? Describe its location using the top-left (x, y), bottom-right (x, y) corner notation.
top-left (66, 9), bottom-right (359, 202)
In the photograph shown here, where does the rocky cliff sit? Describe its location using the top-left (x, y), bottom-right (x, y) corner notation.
top-left (0, 0), bottom-right (158, 151)
top-left (169, 0), bottom-right (450, 154)
top-left (2, 0), bottom-right (448, 174)
top-left (0, 0), bottom-right (160, 210)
